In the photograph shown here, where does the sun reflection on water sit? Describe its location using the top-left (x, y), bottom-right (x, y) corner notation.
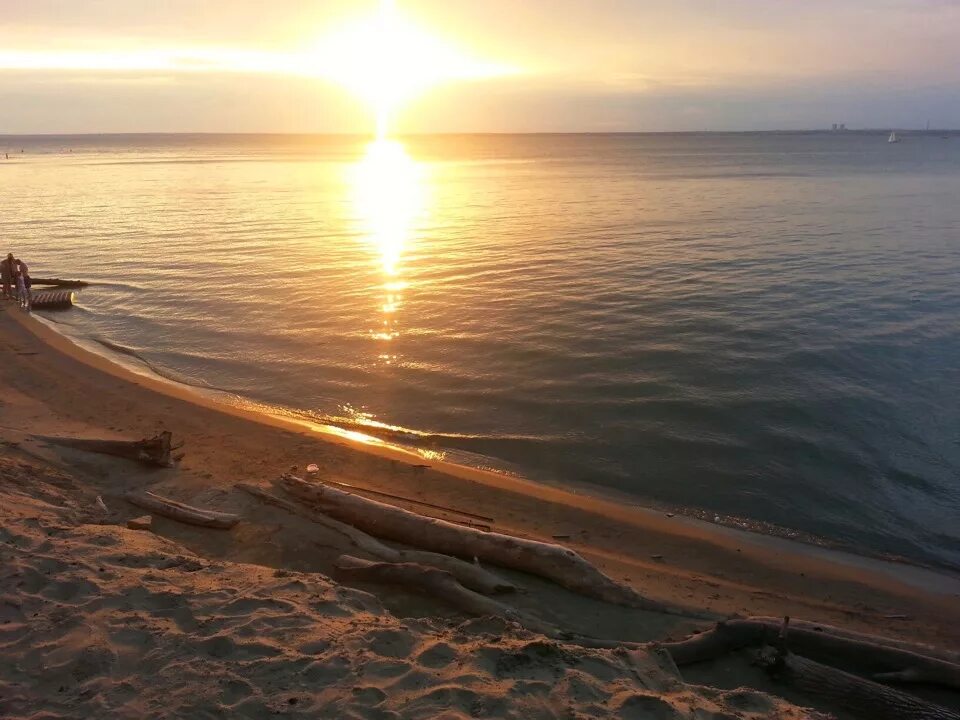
top-left (350, 139), bottom-right (427, 351)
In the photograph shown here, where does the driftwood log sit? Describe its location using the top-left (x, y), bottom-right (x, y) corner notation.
top-left (280, 474), bottom-right (700, 616)
top-left (335, 555), bottom-right (562, 634)
top-left (126, 490), bottom-right (239, 529)
top-left (31, 278), bottom-right (89, 288)
top-left (758, 638), bottom-right (960, 720)
top-left (333, 555), bottom-right (676, 651)
top-left (323, 478), bottom-right (494, 523)
top-left (748, 616), bottom-right (960, 665)
top-left (236, 483), bottom-right (513, 595)
top-left (661, 617), bottom-right (960, 691)
top-left (38, 431), bottom-right (177, 467)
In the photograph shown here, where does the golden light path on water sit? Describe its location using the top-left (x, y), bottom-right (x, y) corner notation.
top-left (334, 0), bottom-right (463, 459)
top-left (349, 138), bottom-right (428, 357)
top-left (344, 137), bottom-right (443, 461)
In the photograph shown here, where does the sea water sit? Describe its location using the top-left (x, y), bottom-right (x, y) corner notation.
top-left (3, 131), bottom-right (959, 569)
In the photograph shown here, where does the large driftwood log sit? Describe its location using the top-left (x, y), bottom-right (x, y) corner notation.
top-left (333, 555), bottom-right (662, 651)
top-left (747, 615), bottom-right (960, 664)
top-left (38, 431), bottom-right (177, 467)
top-left (335, 555), bottom-right (561, 635)
top-left (760, 648), bottom-right (960, 720)
top-left (236, 483), bottom-right (513, 595)
top-left (661, 617), bottom-right (960, 690)
top-left (126, 491), bottom-right (239, 529)
top-left (280, 474), bottom-right (699, 616)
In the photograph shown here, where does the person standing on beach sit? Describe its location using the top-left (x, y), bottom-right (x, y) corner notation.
top-left (0, 253), bottom-right (14, 300)
top-left (15, 258), bottom-right (31, 311)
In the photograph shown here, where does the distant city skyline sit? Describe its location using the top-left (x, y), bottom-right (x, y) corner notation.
top-left (2, 0), bottom-right (959, 134)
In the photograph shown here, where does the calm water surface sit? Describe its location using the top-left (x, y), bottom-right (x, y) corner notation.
top-left (3, 132), bottom-right (959, 569)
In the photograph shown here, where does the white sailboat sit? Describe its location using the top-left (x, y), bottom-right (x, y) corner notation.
top-left (888, 131), bottom-right (900, 143)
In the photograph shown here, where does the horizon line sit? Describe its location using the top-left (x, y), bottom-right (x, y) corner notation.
top-left (2, 128), bottom-right (959, 138)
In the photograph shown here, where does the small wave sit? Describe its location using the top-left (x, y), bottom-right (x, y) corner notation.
top-left (298, 412), bottom-right (555, 446)
top-left (35, 312), bottom-right (69, 326)
top-left (92, 336), bottom-right (141, 359)
top-left (90, 336), bottom-right (236, 394)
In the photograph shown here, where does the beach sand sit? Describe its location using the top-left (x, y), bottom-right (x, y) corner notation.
top-left (1, 302), bottom-right (958, 718)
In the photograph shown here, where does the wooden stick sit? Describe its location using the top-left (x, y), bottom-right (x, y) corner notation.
top-left (126, 490), bottom-right (239, 529)
top-left (322, 478), bottom-right (494, 523)
top-left (280, 474), bottom-right (705, 617)
top-left (236, 483), bottom-right (514, 595)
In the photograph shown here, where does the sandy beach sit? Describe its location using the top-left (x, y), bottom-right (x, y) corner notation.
top-left (2, 301), bottom-right (958, 719)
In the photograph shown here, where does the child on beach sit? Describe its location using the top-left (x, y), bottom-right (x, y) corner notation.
top-left (0, 253), bottom-right (13, 300)
top-left (15, 259), bottom-right (31, 311)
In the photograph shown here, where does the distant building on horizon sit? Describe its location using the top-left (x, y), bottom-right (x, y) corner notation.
top-left (831, 123), bottom-right (847, 131)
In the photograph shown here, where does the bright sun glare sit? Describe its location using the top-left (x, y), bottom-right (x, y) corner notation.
top-left (349, 137), bottom-right (424, 345)
top-left (0, 0), bottom-right (515, 138)
top-left (311, 0), bottom-right (513, 138)
top-left (351, 138), bottom-right (424, 278)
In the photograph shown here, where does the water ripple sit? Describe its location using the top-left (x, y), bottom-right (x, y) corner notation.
top-left (6, 131), bottom-right (960, 570)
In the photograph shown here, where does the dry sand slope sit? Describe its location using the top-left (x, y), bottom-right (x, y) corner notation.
top-left (0, 453), bottom-right (824, 720)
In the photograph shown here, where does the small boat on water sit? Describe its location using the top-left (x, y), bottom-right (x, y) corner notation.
top-left (888, 131), bottom-right (901, 143)
top-left (23, 278), bottom-right (85, 309)
top-left (31, 289), bottom-right (75, 309)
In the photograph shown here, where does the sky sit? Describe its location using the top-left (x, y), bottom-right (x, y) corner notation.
top-left (2, 0), bottom-right (959, 134)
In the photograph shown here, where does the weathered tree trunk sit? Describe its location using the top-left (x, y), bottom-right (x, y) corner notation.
top-left (236, 483), bottom-right (513, 594)
top-left (335, 555), bottom-right (560, 634)
top-left (333, 555), bottom-right (661, 651)
top-left (660, 619), bottom-right (760, 665)
top-left (126, 490), bottom-right (238, 529)
top-left (749, 615), bottom-right (960, 664)
top-left (661, 617), bottom-right (960, 690)
top-left (280, 474), bottom-right (700, 616)
top-left (762, 649), bottom-right (960, 720)
top-left (38, 431), bottom-right (176, 467)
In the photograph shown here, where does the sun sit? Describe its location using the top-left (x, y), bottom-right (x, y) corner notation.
top-left (308, 0), bottom-right (514, 138)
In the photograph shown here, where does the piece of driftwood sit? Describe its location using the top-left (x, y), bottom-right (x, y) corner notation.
top-left (236, 482), bottom-right (513, 594)
top-left (280, 474), bottom-right (702, 616)
top-left (333, 555), bottom-right (656, 651)
top-left (335, 555), bottom-right (554, 631)
top-left (747, 615), bottom-right (960, 664)
top-left (37, 431), bottom-right (177, 467)
top-left (757, 623), bottom-right (960, 720)
top-left (31, 278), bottom-right (89, 288)
top-left (126, 491), bottom-right (239, 529)
top-left (768, 652), bottom-right (960, 720)
top-left (127, 515), bottom-right (152, 531)
top-left (323, 479), bottom-right (494, 523)
top-left (661, 616), bottom-right (960, 690)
